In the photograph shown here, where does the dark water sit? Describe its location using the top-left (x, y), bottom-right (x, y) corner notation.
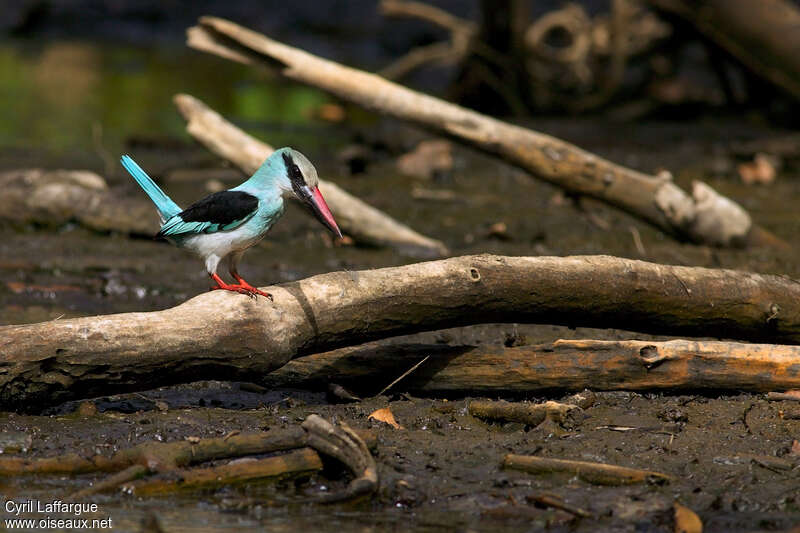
top-left (0, 39), bottom-right (337, 163)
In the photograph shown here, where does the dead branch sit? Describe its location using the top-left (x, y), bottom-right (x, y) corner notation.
top-left (4, 254), bottom-right (800, 409)
top-left (185, 16), bottom-right (778, 248)
top-left (69, 465), bottom-right (148, 499)
top-left (0, 168), bottom-right (158, 236)
top-left (0, 427), bottom-right (310, 475)
top-left (125, 448), bottom-right (323, 496)
top-left (380, 0), bottom-right (475, 35)
top-left (647, 0), bottom-right (800, 101)
top-left (378, 0), bottom-right (475, 80)
top-left (468, 399), bottom-right (581, 428)
top-left (173, 93), bottom-right (448, 257)
top-left (301, 414), bottom-right (378, 502)
top-left (766, 391), bottom-right (800, 402)
top-left (3, 418), bottom-right (377, 500)
top-left (503, 454), bottom-right (672, 485)
top-left (263, 338), bottom-right (800, 394)
top-left (527, 493), bottom-right (593, 518)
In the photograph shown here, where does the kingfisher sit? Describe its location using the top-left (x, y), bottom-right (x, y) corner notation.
top-left (121, 148), bottom-right (342, 299)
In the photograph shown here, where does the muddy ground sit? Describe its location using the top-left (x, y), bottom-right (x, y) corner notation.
top-left (1, 116), bottom-right (800, 532)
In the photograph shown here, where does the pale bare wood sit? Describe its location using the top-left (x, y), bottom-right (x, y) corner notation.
top-left (3, 254), bottom-right (800, 409)
top-left (173, 93), bottom-right (448, 257)
top-left (186, 17), bottom-right (783, 248)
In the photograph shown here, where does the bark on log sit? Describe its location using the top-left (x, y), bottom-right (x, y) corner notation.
top-left (4, 254), bottom-right (800, 409)
top-left (0, 168), bottom-right (158, 236)
top-left (186, 16), bottom-right (783, 249)
top-left (647, 0), bottom-right (800, 101)
top-left (263, 339), bottom-right (800, 394)
top-left (173, 94), bottom-right (448, 257)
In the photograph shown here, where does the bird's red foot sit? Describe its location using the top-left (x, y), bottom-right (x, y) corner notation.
top-left (210, 273), bottom-right (272, 300)
top-left (232, 273), bottom-right (273, 301)
top-left (233, 274), bottom-right (272, 301)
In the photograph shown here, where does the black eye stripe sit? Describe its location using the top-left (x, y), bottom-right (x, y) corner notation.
top-left (281, 152), bottom-right (305, 185)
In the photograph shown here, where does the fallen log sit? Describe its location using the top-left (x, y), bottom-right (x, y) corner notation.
top-left (173, 94), bottom-right (448, 257)
top-left (3, 254), bottom-right (800, 409)
top-left (0, 255), bottom-right (800, 410)
top-left (0, 168), bottom-right (158, 235)
top-left (647, 0), bottom-right (800, 101)
top-left (262, 339), bottom-right (800, 394)
top-left (186, 16), bottom-right (784, 249)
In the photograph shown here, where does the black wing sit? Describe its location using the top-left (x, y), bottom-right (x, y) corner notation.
top-left (158, 190), bottom-right (259, 237)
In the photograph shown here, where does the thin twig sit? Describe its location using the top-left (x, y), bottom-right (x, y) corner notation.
top-left (630, 225), bottom-right (646, 255)
top-left (378, 355), bottom-right (430, 396)
top-left (527, 493), bottom-right (593, 518)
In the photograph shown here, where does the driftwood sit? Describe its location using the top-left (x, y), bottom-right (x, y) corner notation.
top-left (3, 254), bottom-right (800, 409)
top-left (0, 427), bottom-right (313, 475)
top-left (263, 339), bottom-right (800, 394)
top-left (125, 448), bottom-right (322, 496)
top-left (186, 16), bottom-right (783, 249)
top-left (766, 391), bottom-right (800, 402)
top-left (503, 454), bottom-right (672, 485)
top-left (0, 168), bottom-right (158, 235)
top-left (173, 94), bottom-right (447, 257)
top-left (647, 0), bottom-right (800, 101)
top-left (468, 398), bottom-right (588, 428)
top-left (301, 414), bottom-right (378, 502)
top-left (2, 417), bottom-right (377, 502)
top-left (527, 494), bottom-right (592, 518)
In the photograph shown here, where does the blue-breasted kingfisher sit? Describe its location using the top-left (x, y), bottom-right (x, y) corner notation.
top-left (120, 148), bottom-right (342, 299)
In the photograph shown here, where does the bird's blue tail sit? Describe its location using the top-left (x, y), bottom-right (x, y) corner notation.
top-left (120, 155), bottom-right (181, 222)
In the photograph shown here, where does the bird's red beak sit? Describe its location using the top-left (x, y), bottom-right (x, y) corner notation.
top-left (309, 186), bottom-right (343, 239)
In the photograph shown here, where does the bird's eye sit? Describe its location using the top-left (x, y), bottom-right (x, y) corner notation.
top-left (290, 164), bottom-right (303, 182)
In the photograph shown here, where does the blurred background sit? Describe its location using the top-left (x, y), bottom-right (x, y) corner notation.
top-left (3, 0), bottom-right (799, 163)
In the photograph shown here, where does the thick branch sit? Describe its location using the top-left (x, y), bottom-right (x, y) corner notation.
top-left (3, 255), bottom-right (800, 409)
top-left (4, 254), bottom-right (800, 410)
top-left (263, 339), bottom-right (800, 394)
top-left (186, 17), bottom-right (782, 248)
top-left (173, 93), bottom-right (447, 257)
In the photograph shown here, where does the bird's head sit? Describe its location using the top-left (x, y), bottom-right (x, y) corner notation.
top-left (274, 148), bottom-right (343, 239)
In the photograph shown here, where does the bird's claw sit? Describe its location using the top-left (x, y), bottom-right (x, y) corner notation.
top-left (211, 284), bottom-right (272, 301)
